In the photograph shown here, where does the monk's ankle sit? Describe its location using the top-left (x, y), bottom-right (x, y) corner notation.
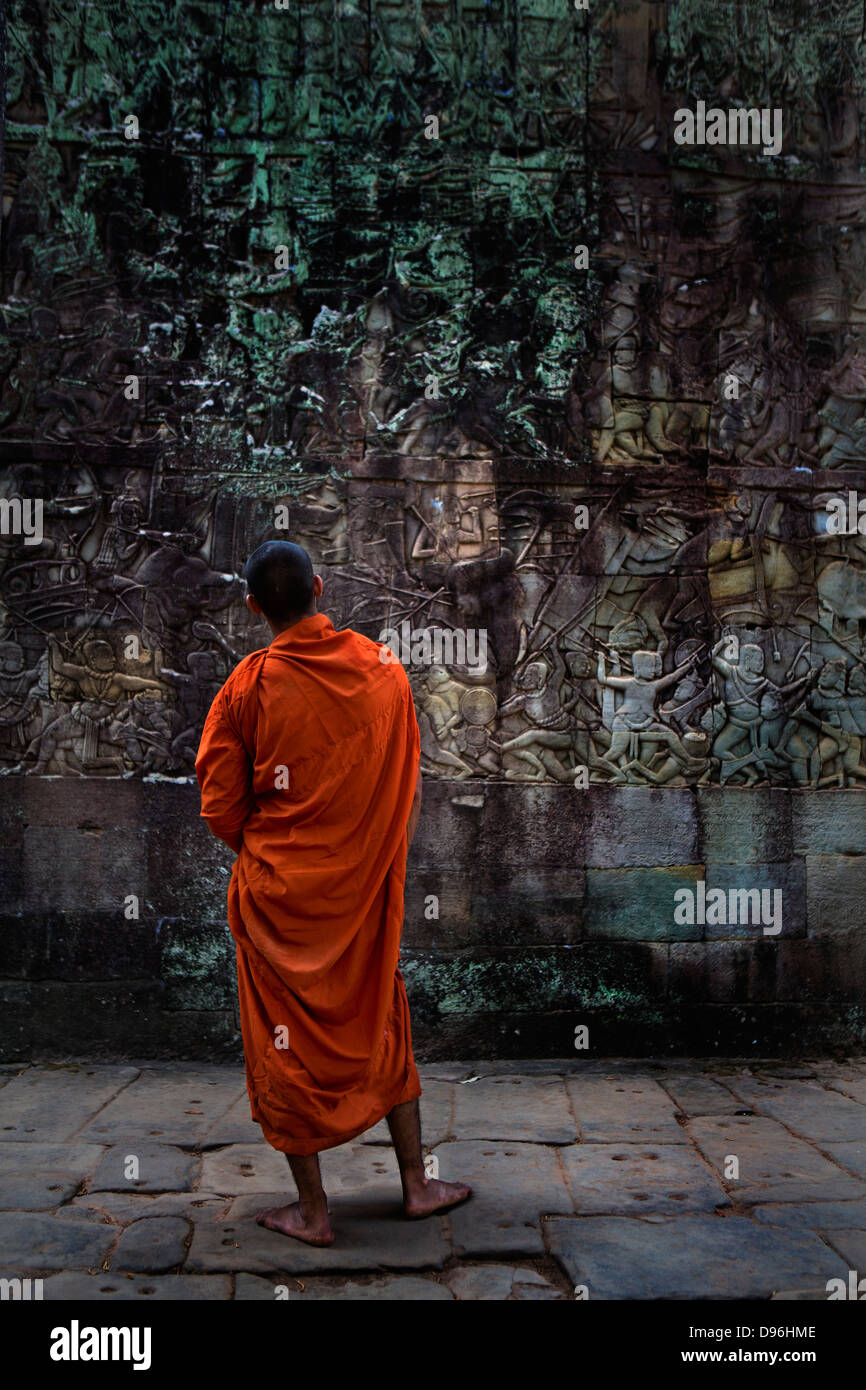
top-left (400, 1165), bottom-right (428, 1200)
top-left (299, 1198), bottom-right (329, 1227)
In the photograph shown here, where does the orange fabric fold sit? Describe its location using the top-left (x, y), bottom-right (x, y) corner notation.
top-left (195, 613), bottom-right (421, 1154)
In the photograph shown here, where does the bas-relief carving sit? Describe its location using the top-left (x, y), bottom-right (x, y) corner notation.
top-left (2, 2), bottom-right (865, 787)
top-left (0, 461), bottom-right (245, 778)
top-left (2, 460), bottom-right (865, 786)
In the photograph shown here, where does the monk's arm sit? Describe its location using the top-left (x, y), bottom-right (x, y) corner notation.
top-left (407, 764), bottom-right (422, 848)
top-left (195, 693), bottom-right (254, 854)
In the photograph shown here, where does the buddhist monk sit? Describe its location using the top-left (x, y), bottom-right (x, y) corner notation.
top-left (195, 540), bottom-right (471, 1245)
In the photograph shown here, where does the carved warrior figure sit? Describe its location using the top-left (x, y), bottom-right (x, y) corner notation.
top-left (0, 642), bottom-right (48, 752)
top-left (815, 338), bottom-right (866, 468)
top-left (159, 651), bottom-right (225, 768)
top-left (499, 645), bottom-right (578, 782)
top-left (595, 648), bottom-right (704, 785)
top-left (21, 638), bottom-right (163, 776)
top-left (782, 660), bottom-right (866, 787)
top-left (108, 695), bottom-right (175, 779)
top-left (414, 667), bottom-right (498, 779)
top-left (710, 639), bottom-right (818, 785)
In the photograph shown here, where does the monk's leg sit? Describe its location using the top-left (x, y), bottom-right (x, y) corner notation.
top-left (386, 1098), bottom-right (472, 1219)
top-left (255, 1153), bottom-right (335, 1246)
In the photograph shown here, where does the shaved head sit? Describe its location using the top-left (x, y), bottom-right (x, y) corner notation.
top-left (245, 540), bottom-right (316, 624)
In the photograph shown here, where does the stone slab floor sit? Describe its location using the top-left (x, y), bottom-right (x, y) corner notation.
top-left (2, 1058), bottom-right (865, 1301)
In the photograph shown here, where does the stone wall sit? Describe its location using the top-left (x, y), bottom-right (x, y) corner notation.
top-left (1, 778), bottom-right (863, 1058)
top-left (1, 1), bottom-right (865, 1058)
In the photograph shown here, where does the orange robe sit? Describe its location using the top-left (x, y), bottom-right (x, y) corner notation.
top-left (195, 613), bottom-right (422, 1155)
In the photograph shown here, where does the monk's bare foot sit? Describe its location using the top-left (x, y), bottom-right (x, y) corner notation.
top-left (404, 1177), bottom-right (473, 1219)
top-left (255, 1202), bottom-right (335, 1246)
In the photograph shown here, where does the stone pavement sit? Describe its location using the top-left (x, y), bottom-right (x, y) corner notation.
top-left (1, 1057), bottom-right (865, 1301)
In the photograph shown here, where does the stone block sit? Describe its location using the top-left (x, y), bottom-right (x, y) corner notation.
top-left (806, 856), bottom-right (866, 933)
top-left (792, 792), bottom-right (866, 856)
top-left (435, 1140), bottom-right (574, 1258)
top-left (452, 1075), bottom-right (576, 1144)
top-left (585, 866), bottom-right (703, 941)
top-left (697, 788), bottom-right (793, 863)
top-left (546, 1214), bottom-right (848, 1300)
top-left (703, 862), bottom-right (805, 938)
top-left (559, 1143), bottom-right (728, 1215)
top-left (110, 1216), bottom-right (190, 1273)
top-left (687, 1115), bottom-right (866, 1203)
top-left (585, 788), bottom-right (698, 868)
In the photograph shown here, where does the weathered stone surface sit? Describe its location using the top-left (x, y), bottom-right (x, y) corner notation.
top-left (200, 1141), bottom-right (404, 1200)
top-left (446, 1264), bottom-right (560, 1301)
top-left (703, 863), bottom-right (806, 939)
top-left (451, 1076), bottom-right (576, 1144)
top-left (402, 872), bottom-right (475, 950)
top-left (668, 943), bottom-right (764, 1005)
top-left (78, 1068), bottom-right (244, 1144)
top-left (513, 1282), bottom-right (568, 1300)
top-left (110, 1217), bottom-right (190, 1273)
top-left (318, 1145), bottom-right (403, 1196)
top-left (201, 1093), bottom-right (263, 1146)
top-left (546, 1215), bottom-right (849, 1300)
top-left (89, 1143), bottom-right (198, 1193)
top-left (0, 1142), bottom-right (105, 1210)
top-left (476, 786), bottom-right (587, 870)
top-left (402, 944), bottom-right (669, 1045)
top-left (584, 867), bottom-right (703, 941)
top-left (818, 1141), bottom-right (866, 1182)
top-left (687, 1116), bottom-right (866, 1204)
top-left (445, 1264), bottom-right (515, 1300)
top-left (0, 1173), bottom-right (81, 1211)
top-left (752, 1200), bottom-right (866, 1230)
top-left (559, 1144), bottom-right (729, 1216)
top-left (235, 1272), bottom-right (454, 1300)
top-left (565, 1077), bottom-right (686, 1143)
top-left (658, 1075), bottom-right (742, 1117)
top-left (771, 1287), bottom-right (835, 1301)
top-left (0, 981), bottom-right (237, 1061)
top-left (806, 857), bottom-right (866, 934)
top-left (818, 1230), bottom-right (866, 1271)
top-left (792, 793), bottom-right (866, 858)
top-left (826, 1076), bottom-right (866, 1105)
top-left (71, 1192), bottom-right (230, 1223)
top-left (0, 1065), bottom-right (139, 1142)
top-left (723, 1076), bottom-right (866, 1143)
top-left (2, 1061), bottom-right (866, 1300)
top-left (407, 783), bottom-right (484, 872)
top-left (697, 790), bottom-right (793, 865)
top-left (42, 1272), bottom-right (232, 1300)
top-left (0, 1212), bottom-right (115, 1270)
top-left (435, 1141), bottom-right (574, 1258)
top-left (1, 914), bottom-right (162, 984)
top-left (774, 934), bottom-right (866, 1003)
top-left (199, 1144), bottom-right (293, 1197)
top-left (288, 1275), bottom-right (455, 1301)
top-left (467, 869), bottom-right (583, 949)
top-left (186, 1193), bottom-right (451, 1274)
top-left (584, 790), bottom-right (698, 869)
top-left (16, 827), bottom-right (147, 917)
